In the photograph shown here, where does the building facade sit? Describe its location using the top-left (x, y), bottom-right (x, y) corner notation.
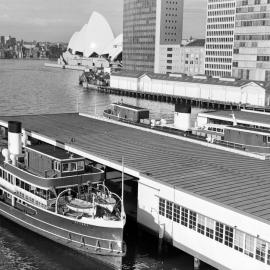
top-left (122, 0), bottom-right (184, 73)
top-left (179, 39), bottom-right (205, 75)
top-left (232, 0), bottom-right (270, 81)
top-left (205, 0), bottom-right (236, 77)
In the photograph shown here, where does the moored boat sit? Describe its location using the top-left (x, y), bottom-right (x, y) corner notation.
top-left (0, 121), bottom-right (126, 269)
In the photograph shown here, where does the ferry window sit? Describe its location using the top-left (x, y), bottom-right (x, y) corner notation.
top-left (234, 229), bottom-right (244, 252)
top-left (189, 211), bottom-right (197, 230)
top-left (268, 137), bottom-right (270, 143)
top-left (213, 128), bottom-right (217, 132)
top-left (173, 204), bottom-right (180, 223)
top-left (6, 193), bottom-right (11, 199)
top-left (166, 201), bottom-right (173, 219)
top-left (197, 214), bottom-right (205, 235)
top-left (181, 207), bottom-right (188, 227)
top-left (267, 244), bottom-right (270, 265)
top-left (159, 198), bottom-right (165, 216)
top-left (245, 234), bottom-right (254, 258)
top-left (25, 182), bottom-right (30, 192)
top-left (0, 168), bottom-right (2, 177)
top-left (256, 239), bottom-right (266, 263)
top-left (224, 225), bottom-right (233, 247)
top-left (8, 174), bottom-right (12, 183)
top-left (263, 136), bottom-right (267, 143)
top-left (16, 178), bottom-right (20, 186)
top-left (70, 162), bottom-right (77, 171)
top-left (54, 161), bottom-right (60, 171)
top-left (77, 161), bottom-right (84, 170)
top-left (215, 222), bottom-right (224, 243)
top-left (62, 163), bottom-right (69, 172)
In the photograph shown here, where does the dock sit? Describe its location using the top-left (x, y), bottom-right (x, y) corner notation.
top-left (0, 113), bottom-right (270, 270)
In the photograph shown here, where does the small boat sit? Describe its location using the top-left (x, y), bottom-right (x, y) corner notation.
top-left (0, 121), bottom-right (126, 269)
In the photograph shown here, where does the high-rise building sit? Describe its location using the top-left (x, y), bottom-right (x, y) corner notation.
top-left (232, 0), bottom-right (270, 81)
top-left (122, 0), bottom-right (184, 73)
top-left (205, 0), bottom-right (236, 77)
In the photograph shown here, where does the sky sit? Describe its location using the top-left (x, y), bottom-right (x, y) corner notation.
top-left (0, 0), bottom-right (207, 42)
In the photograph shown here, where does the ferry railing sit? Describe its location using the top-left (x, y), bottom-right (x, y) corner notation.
top-left (2, 162), bottom-right (104, 189)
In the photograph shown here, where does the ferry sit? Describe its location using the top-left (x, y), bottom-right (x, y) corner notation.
top-left (0, 121), bottom-right (126, 269)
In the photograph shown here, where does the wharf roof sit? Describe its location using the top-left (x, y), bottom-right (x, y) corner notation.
top-left (111, 71), bottom-right (269, 89)
top-left (201, 110), bottom-right (270, 127)
top-left (26, 144), bottom-right (82, 160)
top-left (1, 113), bottom-right (270, 224)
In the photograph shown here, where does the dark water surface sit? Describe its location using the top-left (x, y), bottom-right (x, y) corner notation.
top-left (0, 60), bottom-right (214, 270)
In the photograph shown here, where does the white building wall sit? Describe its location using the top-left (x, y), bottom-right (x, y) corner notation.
top-left (138, 176), bottom-right (270, 270)
top-left (156, 45), bottom-right (181, 74)
top-left (109, 75), bottom-right (266, 106)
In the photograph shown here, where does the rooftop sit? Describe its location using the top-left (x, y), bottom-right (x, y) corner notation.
top-left (26, 144), bottom-right (82, 160)
top-left (185, 39), bottom-right (205, 47)
top-left (1, 113), bottom-right (270, 224)
top-left (112, 102), bottom-right (149, 112)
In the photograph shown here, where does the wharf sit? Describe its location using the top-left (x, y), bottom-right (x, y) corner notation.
top-left (44, 63), bottom-right (86, 71)
top-left (1, 113), bottom-right (270, 270)
top-left (0, 113), bottom-right (269, 223)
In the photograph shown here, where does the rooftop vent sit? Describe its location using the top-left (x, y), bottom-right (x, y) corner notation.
top-left (219, 77), bottom-right (236, 82)
top-left (169, 73), bottom-right (183, 78)
top-left (193, 75), bottom-right (207, 80)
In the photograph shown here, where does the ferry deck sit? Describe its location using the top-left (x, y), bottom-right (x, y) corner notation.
top-left (0, 113), bottom-right (270, 270)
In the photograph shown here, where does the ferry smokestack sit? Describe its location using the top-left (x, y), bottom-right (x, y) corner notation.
top-left (174, 103), bottom-right (191, 131)
top-left (8, 121), bottom-right (22, 156)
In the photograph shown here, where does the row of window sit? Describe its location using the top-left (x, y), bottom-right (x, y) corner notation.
top-left (207, 17), bottom-right (235, 23)
top-left (207, 23), bottom-right (235, 30)
top-left (205, 63), bottom-right (232, 70)
top-left (206, 30), bottom-right (234, 36)
top-left (206, 51), bottom-right (233, 56)
top-left (206, 37), bottom-right (234, 43)
top-left (205, 57), bottom-right (232, 63)
top-left (235, 34), bottom-right (270, 41)
top-left (205, 69), bottom-right (231, 77)
top-left (208, 9), bottom-right (235, 16)
top-left (206, 44), bottom-right (233, 50)
top-left (159, 198), bottom-right (270, 265)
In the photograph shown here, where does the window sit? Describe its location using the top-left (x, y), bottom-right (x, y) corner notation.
top-left (166, 201), bottom-right (173, 219)
top-left (173, 204), bottom-right (180, 223)
top-left (197, 214), bottom-right (205, 235)
top-left (54, 161), bottom-right (60, 171)
top-left (181, 207), bottom-right (188, 227)
top-left (215, 222), bottom-right (224, 243)
top-left (62, 163), bottom-right (69, 172)
top-left (234, 229), bottom-right (244, 252)
top-left (77, 161), bottom-right (84, 170)
top-left (245, 234), bottom-right (254, 258)
top-left (225, 225), bottom-right (234, 247)
top-left (189, 211), bottom-right (197, 230)
top-left (159, 198), bottom-right (166, 216)
top-left (206, 217), bottom-right (215, 239)
top-left (70, 162), bottom-right (77, 171)
top-left (267, 244), bottom-right (270, 265)
top-left (167, 54), bottom-right (172, 57)
top-left (256, 239), bottom-right (266, 263)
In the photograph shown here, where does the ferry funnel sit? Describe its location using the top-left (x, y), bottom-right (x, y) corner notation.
top-left (8, 121), bottom-right (22, 156)
top-left (174, 103), bottom-right (191, 131)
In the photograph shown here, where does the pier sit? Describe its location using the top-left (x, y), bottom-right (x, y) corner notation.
top-left (1, 113), bottom-right (270, 269)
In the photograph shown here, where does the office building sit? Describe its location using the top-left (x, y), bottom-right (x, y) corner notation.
top-left (233, 0), bottom-right (270, 81)
top-left (179, 39), bottom-right (205, 75)
top-left (205, 0), bottom-right (236, 77)
top-left (122, 0), bottom-right (184, 73)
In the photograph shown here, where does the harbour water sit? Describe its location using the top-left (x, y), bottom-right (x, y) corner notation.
top-left (0, 59), bottom-right (214, 270)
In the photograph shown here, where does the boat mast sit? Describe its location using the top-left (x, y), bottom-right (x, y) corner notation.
top-left (121, 156), bottom-right (125, 219)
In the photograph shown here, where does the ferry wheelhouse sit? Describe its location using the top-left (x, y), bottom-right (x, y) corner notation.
top-left (0, 121), bottom-right (125, 269)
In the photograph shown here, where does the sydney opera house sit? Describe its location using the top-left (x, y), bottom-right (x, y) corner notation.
top-left (61, 12), bottom-right (122, 68)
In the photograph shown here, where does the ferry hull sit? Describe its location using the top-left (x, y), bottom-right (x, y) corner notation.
top-left (0, 197), bottom-right (124, 269)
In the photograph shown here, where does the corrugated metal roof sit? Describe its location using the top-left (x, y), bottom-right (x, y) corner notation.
top-left (202, 110), bottom-right (270, 127)
top-left (1, 113), bottom-right (270, 224)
